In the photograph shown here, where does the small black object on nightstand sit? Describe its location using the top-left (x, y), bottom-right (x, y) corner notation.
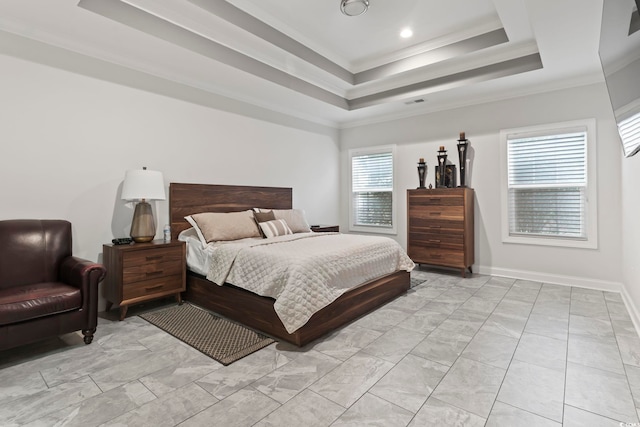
top-left (112, 237), bottom-right (133, 245)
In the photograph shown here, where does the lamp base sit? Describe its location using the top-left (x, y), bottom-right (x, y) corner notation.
top-left (130, 201), bottom-right (156, 243)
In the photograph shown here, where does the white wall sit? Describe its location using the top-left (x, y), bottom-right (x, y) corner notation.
top-left (622, 139), bottom-right (640, 325)
top-left (0, 53), bottom-right (341, 308)
top-left (340, 83), bottom-right (624, 291)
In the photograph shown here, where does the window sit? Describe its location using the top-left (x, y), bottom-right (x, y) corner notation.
top-left (500, 120), bottom-right (597, 248)
top-left (349, 145), bottom-right (396, 234)
top-left (618, 107), bottom-right (640, 158)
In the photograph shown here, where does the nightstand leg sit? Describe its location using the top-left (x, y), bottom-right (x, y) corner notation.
top-left (119, 305), bottom-right (128, 321)
top-left (176, 292), bottom-right (183, 305)
top-left (105, 301), bottom-right (113, 312)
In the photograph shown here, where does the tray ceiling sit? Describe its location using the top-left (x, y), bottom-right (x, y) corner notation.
top-left (0, 0), bottom-right (606, 127)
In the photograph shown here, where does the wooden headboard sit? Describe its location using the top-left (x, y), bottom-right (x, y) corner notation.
top-left (169, 183), bottom-right (293, 239)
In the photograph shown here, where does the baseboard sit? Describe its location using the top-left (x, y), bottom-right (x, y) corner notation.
top-left (620, 286), bottom-right (640, 339)
top-left (476, 264), bottom-right (640, 337)
top-left (476, 265), bottom-right (623, 292)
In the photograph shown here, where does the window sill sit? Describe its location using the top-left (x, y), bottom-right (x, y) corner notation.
top-left (502, 234), bottom-right (597, 249)
top-left (349, 225), bottom-right (397, 235)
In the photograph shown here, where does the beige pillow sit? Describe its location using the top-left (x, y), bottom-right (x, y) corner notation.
top-left (259, 219), bottom-right (293, 238)
top-left (189, 210), bottom-right (261, 242)
top-left (254, 208), bottom-right (311, 233)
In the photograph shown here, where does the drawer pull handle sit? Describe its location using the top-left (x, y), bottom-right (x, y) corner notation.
top-left (146, 255), bottom-right (163, 261)
top-left (429, 212), bottom-right (441, 216)
top-left (429, 198), bottom-right (441, 202)
top-left (428, 239), bottom-right (441, 243)
top-left (145, 285), bottom-right (164, 291)
top-left (146, 270), bottom-right (163, 276)
top-left (429, 225), bottom-right (441, 229)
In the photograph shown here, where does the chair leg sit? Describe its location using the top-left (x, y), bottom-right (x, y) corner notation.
top-left (82, 328), bottom-right (96, 344)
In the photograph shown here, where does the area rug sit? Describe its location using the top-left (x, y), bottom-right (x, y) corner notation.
top-left (139, 303), bottom-right (275, 366)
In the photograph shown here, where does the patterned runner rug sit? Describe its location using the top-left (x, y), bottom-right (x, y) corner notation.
top-left (139, 303), bottom-right (275, 365)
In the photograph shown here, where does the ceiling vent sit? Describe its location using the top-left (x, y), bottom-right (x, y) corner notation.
top-left (404, 98), bottom-right (426, 105)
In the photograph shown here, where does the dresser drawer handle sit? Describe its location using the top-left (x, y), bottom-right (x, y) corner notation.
top-left (429, 225), bottom-right (441, 229)
top-left (428, 239), bottom-right (441, 243)
top-left (145, 284), bottom-right (164, 291)
top-left (429, 198), bottom-right (441, 202)
top-left (146, 270), bottom-right (163, 277)
top-left (146, 255), bottom-right (163, 261)
top-left (429, 212), bottom-right (441, 216)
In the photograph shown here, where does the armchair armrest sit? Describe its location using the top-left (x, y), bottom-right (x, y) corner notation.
top-left (60, 256), bottom-right (107, 314)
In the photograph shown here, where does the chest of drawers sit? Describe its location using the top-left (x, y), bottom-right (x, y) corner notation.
top-left (103, 240), bottom-right (186, 320)
top-left (407, 188), bottom-right (474, 277)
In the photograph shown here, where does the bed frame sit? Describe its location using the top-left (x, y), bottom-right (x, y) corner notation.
top-left (169, 182), bottom-right (410, 347)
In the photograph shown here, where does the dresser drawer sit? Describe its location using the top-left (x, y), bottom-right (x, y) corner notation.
top-left (123, 274), bottom-right (184, 300)
top-left (409, 205), bottom-right (465, 222)
top-left (408, 246), bottom-right (464, 268)
top-left (408, 194), bottom-right (463, 207)
top-left (408, 232), bottom-right (463, 249)
top-left (408, 217), bottom-right (464, 233)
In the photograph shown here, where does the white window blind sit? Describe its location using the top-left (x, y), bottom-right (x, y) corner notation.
top-left (507, 130), bottom-right (587, 240)
top-left (618, 110), bottom-right (640, 157)
top-left (351, 150), bottom-right (393, 229)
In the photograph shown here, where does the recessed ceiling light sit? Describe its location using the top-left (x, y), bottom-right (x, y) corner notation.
top-left (400, 28), bottom-right (413, 38)
top-left (340, 0), bottom-right (369, 17)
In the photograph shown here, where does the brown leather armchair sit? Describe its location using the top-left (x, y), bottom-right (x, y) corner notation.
top-left (0, 220), bottom-right (107, 351)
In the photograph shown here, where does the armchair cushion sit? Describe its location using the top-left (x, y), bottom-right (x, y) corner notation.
top-left (0, 282), bottom-right (81, 325)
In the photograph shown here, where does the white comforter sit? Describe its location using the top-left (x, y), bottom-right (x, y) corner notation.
top-left (206, 232), bottom-right (415, 333)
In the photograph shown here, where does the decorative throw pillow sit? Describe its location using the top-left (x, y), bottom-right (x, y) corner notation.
top-left (254, 210), bottom-right (276, 238)
top-left (188, 210), bottom-right (261, 243)
top-left (254, 208), bottom-right (311, 233)
top-left (259, 219), bottom-right (293, 238)
top-left (254, 210), bottom-right (276, 223)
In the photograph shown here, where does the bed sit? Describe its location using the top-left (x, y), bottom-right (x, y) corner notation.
top-left (169, 182), bottom-right (412, 347)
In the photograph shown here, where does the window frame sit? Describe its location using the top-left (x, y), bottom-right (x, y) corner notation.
top-left (499, 119), bottom-right (598, 249)
top-left (348, 145), bottom-right (397, 235)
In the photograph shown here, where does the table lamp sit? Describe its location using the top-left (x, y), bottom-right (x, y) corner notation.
top-left (121, 167), bottom-right (166, 243)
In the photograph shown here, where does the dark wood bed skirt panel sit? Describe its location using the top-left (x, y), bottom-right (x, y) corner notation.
top-left (184, 270), bottom-right (411, 347)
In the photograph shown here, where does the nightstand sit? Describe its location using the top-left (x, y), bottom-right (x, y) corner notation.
top-left (102, 240), bottom-right (186, 320)
top-left (310, 225), bottom-right (340, 233)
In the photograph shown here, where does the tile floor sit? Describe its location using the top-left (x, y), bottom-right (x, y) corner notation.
top-left (2, 269), bottom-right (640, 426)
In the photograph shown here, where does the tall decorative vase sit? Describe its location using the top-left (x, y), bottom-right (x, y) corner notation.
top-left (417, 158), bottom-right (427, 189)
top-left (437, 146), bottom-right (448, 188)
top-left (457, 132), bottom-right (469, 187)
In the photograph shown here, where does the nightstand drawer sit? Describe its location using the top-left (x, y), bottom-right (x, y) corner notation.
top-left (123, 247), bottom-right (183, 268)
top-left (123, 260), bottom-right (183, 284)
top-left (123, 274), bottom-right (183, 300)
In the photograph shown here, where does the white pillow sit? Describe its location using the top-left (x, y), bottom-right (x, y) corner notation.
top-left (185, 215), bottom-right (207, 247)
top-left (187, 210), bottom-right (261, 243)
top-left (259, 219), bottom-right (293, 238)
top-left (254, 208), bottom-right (311, 233)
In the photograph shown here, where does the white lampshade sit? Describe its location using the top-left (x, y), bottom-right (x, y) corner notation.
top-left (121, 168), bottom-right (166, 201)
